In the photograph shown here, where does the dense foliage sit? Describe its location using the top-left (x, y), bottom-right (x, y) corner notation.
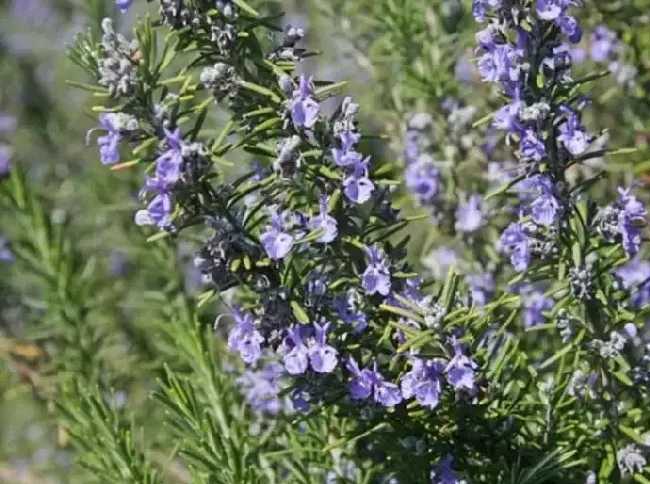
top-left (3, 0), bottom-right (650, 483)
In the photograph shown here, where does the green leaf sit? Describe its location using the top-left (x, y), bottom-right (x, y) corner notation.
top-left (291, 301), bottom-right (310, 324)
top-left (234, 0), bottom-right (260, 17)
top-left (239, 81), bottom-right (281, 103)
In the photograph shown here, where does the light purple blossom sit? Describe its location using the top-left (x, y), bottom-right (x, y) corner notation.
top-left (308, 196), bottom-right (338, 243)
top-left (308, 322), bottom-right (338, 373)
top-left (237, 363), bottom-right (288, 415)
top-left (617, 188), bottom-right (646, 257)
top-left (404, 159), bottom-right (440, 204)
top-left (332, 130), bottom-right (362, 167)
top-left (519, 175), bottom-right (561, 226)
top-left (423, 246), bottom-right (458, 279)
top-left (614, 260), bottom-right (650, 308)
top-left (0, 113), bottom-right (16, 133)
top-left (523, 291), bottom-right (553, 326)
top-left (227, 308), bottom-right (264, 365)
top-left (0, 236), bottom-right (13, 262)
top-left (345, 357), bottom-right (403, 407)
top-left (519, 130), bottom-right (546, 162)
top-left (536, 0), bottom-right (564, 20)
top-left (590, 26), bottom-right (617, 62)
top-left (477, 44), bottom-right (522, 84)
top-left (476, 24), bottom-right (498, 50)
top-left (0, 145), bottom-right (11, 176)
top-left (361, 245), bottom-right (391, 296)
top-left (291, 75), bottom-right (319, 129)
top-left (500, 223), bottom-right (532, 272)
top-left (533, 194), bottom-right (560, 226)
top-left (343, 157), bottom-right (375, 204)
top-left (155, 128), bottom-right (184, 186)
top-left (493, 101), bottom-right (521, 132)
top-left (455, 195), bottom-right (483, 233)
top-left (431, 456), bottom-right (464, 484)
top-left (472, 0), bottom-right (503, 21)
top-left (261, 209), bottom-right (295, 260)
top-left (86, 114), bottom-right (122, 165)
top-left (374, 376), bottom-right (403, 407)
top-left (135, 191), bottom-right (173, 228)
top-left (557, 15), bottom-right (582, 43)
top-left (558, 107), bottom-right (590, 156)
top-left (335, 291), bottom-right (368, 333)
top-left (400, 358), bottom-right (445, 409)
top-left (116, 0), bottom-right (134, 12)
top-left (445, 340), bottom-right (478, 392)
top-left (467, 273), bottom-right (495, 306)
top-left (282, 326), bottom-right (310, 375)
top-left (345, 357), bottom-right (374, 400)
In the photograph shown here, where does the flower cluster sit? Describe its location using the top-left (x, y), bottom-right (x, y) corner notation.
top-left (471, 0), bottom-right (650, 478)
top-left (81, 2), bottom-right (483, 419)
top-left (74, 0), bottom-right (650, 481)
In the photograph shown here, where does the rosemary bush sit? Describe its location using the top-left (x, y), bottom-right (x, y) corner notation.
top-left (2, 0), bottom-right (650, 483)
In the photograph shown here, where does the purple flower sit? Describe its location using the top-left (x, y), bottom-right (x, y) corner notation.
top-left (500, 223), bottom-right (532, 271)
top-left (557, 15), bottom-right (582, 43)
top-left (135, 191), bottom-right (173, 228)
top-left (590, 26), bottom-right (617, 62)
top-left (455, 195), bottom-right (483, 233)
top-left (0, 113), bottom-right (16, 133)
top-left (571, 47), bottom-right (587, 64)
top-left (423, 246), bottom-right (458, 279)
top-left (227, 308), bottom-right (264, 365)
top-left (0, 236), bottom-right (13, 262)
top-left (400, 358), bottom-right (445, 409)
top-left (291, 75), bottom-right (319, 129)
top-left (261, 209), bottom-right (295, 260)
top-left (0, 145), bottom-right (11, 176)
top-left (308, 196), bottom-right (338, 243)
top-left (523, 291), bottom-right (553, 326)
top-left (477, 44), bottom-right (522, 84)
top-left (467, 273), bottom-right (495, 306)
top-left (237, 363), bottom-right (287, 415)
top-left (308, 322), bottom-right (338, 373)
top-left (493, 102), bottom-right (521, 132)
top-left (86, 114), bottom-right (122, 165)
top-left (374, 377), bottom-right (403, 407)
top-left (472, 0), bottom-right (490, 21)
top-left (332, 130), bottom-right (362, 167)
top-left (476, 24), bottom-right (498, 50)
top-left (335, 291), bottom-right (368, 333)
top-left (519, 130), bottom-right (546, 161)
top-left (155, 128), bottom-right (184, 186)
top-left (519, 175), bottom-right (561, 226)
top-left (455, 55), bottom-right (475, 83)
top-left (536, 0), bottom-right (564, 20)
top-left (282, 326), bottom-right (310, 375)
top-left (345, 357), bottom-right (374, 400)
top-left (532, 194), bottom-right (561, 226)
top-left (361, 245), bottom-right (391, 296)
top-left (472, 0), bottom-right (502, 21)
top-left (431, 456), bottom-right (463, 484)
top-left (116, 0), bottom-right (134, 12)
top-left (343, 157), bottom-right (375, 204)
top-left (558, 107), bottom-right (590, 156)
top-left (613, 260), bottom-right (650, 308)
top-left (109, 250), bottom-right (129, 277)
top-left (617, 188), bottom-right (647, 257)
top-left (445, 340), bottom-right (477, 392)
top-left (345, 358), bottom-right (403, 407)
top-left (291, 387), bottom-right (311, 412)
top-left (404, 159), bottom-right (440, 204)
